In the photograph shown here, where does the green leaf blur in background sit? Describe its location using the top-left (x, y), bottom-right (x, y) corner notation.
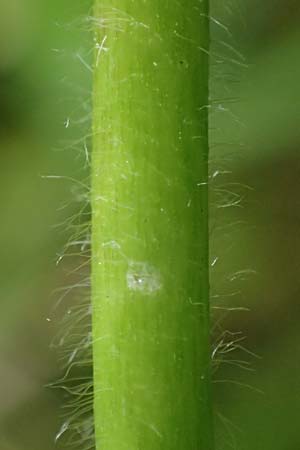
top-left (0, 1), bottom-right (299, 449)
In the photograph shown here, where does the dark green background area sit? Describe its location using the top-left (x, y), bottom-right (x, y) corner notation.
top-left (0, 1), bottom-right (299, 449)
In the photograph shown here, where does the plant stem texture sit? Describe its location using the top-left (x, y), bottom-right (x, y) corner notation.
top-left (92, 1), bottom-right (213, 449)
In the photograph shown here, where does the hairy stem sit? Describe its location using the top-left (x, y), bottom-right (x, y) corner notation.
top-left (92, 2), bottom-right (213, 449)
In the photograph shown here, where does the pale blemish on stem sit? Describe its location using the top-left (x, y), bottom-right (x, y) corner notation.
top-left (126, 261), bottom-right (162, 295)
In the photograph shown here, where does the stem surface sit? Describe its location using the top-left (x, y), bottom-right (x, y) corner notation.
top-left (92, 2), bottom-right (213, 449)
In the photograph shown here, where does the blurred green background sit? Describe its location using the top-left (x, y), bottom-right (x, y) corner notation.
top-left (0, 1), bottom-right (299, 449)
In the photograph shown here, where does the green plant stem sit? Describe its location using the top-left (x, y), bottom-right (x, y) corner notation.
top-left (92, 2), bottom-right (213, 449)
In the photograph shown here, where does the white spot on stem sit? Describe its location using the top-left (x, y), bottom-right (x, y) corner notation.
top-left (127, 262), bottom-right (162, 295)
